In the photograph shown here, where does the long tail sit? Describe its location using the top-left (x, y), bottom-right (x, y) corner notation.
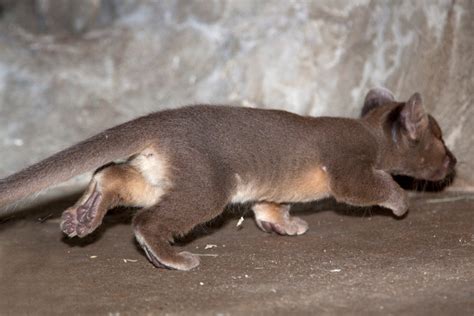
top-left (0, 114), bottom-right (157, 214)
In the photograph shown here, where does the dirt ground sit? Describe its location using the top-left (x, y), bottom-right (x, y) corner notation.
top-left (0, 191), bottom-right (473, 315)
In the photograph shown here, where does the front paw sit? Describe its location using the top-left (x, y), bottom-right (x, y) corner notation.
top-left (381, 193), bottom-right (409, 217)
top-left (391, 204), bottom-right (409, 217)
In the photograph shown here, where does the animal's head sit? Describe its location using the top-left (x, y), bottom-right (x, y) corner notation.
top-left (361, 87), bottom-right (456, 185)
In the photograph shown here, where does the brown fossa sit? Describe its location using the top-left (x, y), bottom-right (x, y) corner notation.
top-left (0, 87), bottom-right (456, 270)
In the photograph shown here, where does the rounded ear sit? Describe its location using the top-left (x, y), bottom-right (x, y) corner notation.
top-left (400, 92), bottom-right (428, 140)
top-left (361, 87), bottom-right (395, 117)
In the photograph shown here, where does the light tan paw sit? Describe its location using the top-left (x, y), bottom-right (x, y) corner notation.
top-left (256, 216), bottom-right (308, 236)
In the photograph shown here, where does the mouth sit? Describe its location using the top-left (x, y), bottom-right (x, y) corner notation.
top-left (430, 169), bottom-right (448, 181)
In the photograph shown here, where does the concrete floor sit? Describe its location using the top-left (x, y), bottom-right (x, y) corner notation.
top-left (0, 192), bottom-right (473, 315)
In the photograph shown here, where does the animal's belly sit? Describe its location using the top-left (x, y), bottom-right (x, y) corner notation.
top-left (230, 165), bottom-right (330, 204)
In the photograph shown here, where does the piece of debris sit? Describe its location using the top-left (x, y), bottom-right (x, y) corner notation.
top-left (194, 253), bottom-right (219, 257)
top-left (199, 282), bottom-right (204, 286)
top-left (236, 216), bottom-right (244, 228)
top-left (90, 255), bottom-right (97, 259)
top-left (330, 268), bottom-right (342, 273)
top-left (204, 244), bottom-right (217, 249)
top-left (123, 258), bottom-right (138, 263)
top-left (37, 213), bottom-right (53, 223)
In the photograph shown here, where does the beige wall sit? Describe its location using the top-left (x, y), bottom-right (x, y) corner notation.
top-left (0, 0), bottom-right (472, 188)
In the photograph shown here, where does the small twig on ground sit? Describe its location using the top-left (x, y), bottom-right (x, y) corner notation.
top-left (37, 213), bottom-right (53, 223)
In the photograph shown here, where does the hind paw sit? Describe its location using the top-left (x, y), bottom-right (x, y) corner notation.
top-left (60, 190), bottom-right (103, 238)
top-left (144, 248), bottom-right (200, 271)
top-left (135, 231), bottom-right (200, 271)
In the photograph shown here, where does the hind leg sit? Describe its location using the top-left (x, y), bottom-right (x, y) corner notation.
top-left (133, 173), bottom-right (231, 270)
top-left (133, 205), bottom-right (201, 271)
top-left (61, 162), bottom-right (163, 237)
top-left (252, 202), bottom-right (308, 236)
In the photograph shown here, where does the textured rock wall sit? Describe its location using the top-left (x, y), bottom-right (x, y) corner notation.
top-left (0, 0), bottom-right (472, 188)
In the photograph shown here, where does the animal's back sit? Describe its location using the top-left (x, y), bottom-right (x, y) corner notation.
top-left (151, 105), bottom-right (379, 174)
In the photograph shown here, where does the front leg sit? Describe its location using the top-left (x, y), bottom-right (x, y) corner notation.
top-left (330, 167), bottom-right (409, 217)
top-left (252, 202), bottom-right (308, 236)
top-left (379, 179), bottom-right (409, 217)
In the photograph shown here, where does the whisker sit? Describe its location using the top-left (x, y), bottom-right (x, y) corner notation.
top-left (422, 181), bottom-right (428, 193)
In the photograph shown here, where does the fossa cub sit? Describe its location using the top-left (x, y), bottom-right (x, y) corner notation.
top-left (0, 88), bottom-right (456, 270)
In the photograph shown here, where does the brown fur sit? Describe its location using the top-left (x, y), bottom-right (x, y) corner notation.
top-left (0, 88), bottom-right (456, 270)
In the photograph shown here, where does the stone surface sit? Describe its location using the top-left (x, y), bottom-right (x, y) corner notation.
top-left (0, 192), bottom-right (473, 314)
top-left (0, 0), bottom-right (473, 188)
